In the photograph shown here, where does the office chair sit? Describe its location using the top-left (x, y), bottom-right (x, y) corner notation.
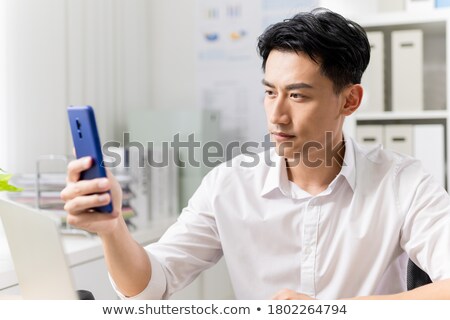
top-left (77, 290), bottom-right (95, 300)
top-left (407, 259), bottom-right (432, 290)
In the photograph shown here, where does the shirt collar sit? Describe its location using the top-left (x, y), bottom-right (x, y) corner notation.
top-left (336, 134), bottom-right (356, 192)
top-left (260, 134), bottom-right (356, 198)
top-left (260, 149), bottom-right (289, 197)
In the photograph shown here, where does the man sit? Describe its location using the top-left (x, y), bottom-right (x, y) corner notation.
top-left (61, 8), bottom-right (450, 299)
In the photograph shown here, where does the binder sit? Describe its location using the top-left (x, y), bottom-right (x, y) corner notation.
top-left (384, 124), bottom-right (413, 155)
top-left (356, 125), bottom-right (384, 147)
top-left (360, 31), bottom-right (384, 113)
top-left (391, 30), bottom-right (423, 112)
top-left (128, 147), bottom-right (152, 227)
top-left (413, 124), bottom-right (446, 188)
top-left (129, 147), bottom-right (179, 225)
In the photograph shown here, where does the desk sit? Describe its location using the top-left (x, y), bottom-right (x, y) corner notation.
top-left (0, 218), bottom-right (175, 299)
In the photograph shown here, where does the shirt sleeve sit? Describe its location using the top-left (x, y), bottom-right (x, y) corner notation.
top-left (109, 251), bottom-right (167, 300)
top-left (112, 166), bottom-right (224, 299)
top-left (398, 158), bottom-right (450, 281)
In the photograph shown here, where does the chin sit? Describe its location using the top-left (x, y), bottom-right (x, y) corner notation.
top-left (275, 144), bottom-right (300, 160)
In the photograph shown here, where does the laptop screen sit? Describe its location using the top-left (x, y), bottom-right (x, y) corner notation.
top-left (0, 199), bottom-right (78, 299)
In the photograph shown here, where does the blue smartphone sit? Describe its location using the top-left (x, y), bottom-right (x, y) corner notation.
top-left (67, 105), bottom-right (113, 213)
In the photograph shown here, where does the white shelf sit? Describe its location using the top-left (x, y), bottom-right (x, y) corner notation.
top-left (356, 110), bottom-right (448, 121)
top-left (351, 8), bottom-right (450, 189)
top-left (352, 8), bottom-right (450, 28)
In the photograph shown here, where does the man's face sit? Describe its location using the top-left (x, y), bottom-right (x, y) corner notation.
top-left (263, 50), bottom-right (346, 160)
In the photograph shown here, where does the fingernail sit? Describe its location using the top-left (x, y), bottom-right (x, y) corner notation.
top-left (98, 194), bottom-right (108, 202)
top-left (84, 157), bottom-right (91, 166)
top-left (98, 179), bottom-right (109, 189)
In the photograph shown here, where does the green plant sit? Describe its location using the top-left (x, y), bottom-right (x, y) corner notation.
top-left (0, 168), bottom-right (23, 192)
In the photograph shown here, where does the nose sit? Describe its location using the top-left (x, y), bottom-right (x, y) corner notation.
top-left (269, 96), bottom-right (290, 125)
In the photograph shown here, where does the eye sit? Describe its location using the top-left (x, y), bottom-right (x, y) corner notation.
top-left (265, 89), bottom-right (276, 97)
top-left (290, 93), bottom-right (306, 100)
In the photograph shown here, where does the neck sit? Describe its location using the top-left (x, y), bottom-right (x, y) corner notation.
top-left (286, 134), bottom-right (345, 196)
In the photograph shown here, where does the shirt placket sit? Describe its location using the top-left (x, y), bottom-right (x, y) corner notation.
top-left (300, 199), bottom-right (320, 297)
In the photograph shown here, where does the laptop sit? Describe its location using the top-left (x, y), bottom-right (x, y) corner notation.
top-left (0, 198), bottom-right (78, 299)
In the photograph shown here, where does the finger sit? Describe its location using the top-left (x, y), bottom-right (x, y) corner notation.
top-left (60, 178), bottom-right (110, 201)
top-left (66, 157), bottom-right (92, 183)
top-left (271, 288), bottom-right (293, 300)
top-left (273, 293), bottom-right (292, 300)
top-left (64, 192), bottom-right (111, 214)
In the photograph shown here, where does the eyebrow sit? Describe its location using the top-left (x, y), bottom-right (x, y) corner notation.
top-left (262, 79), bottom-right (314, 90)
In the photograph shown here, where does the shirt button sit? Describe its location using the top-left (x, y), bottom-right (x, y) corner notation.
top-left (309, 201), bottom-right (318, 208)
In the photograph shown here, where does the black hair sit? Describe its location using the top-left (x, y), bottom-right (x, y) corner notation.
top-left (257, 7), bottom-right (370, 93)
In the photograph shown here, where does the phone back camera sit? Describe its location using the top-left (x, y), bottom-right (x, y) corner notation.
top-left (76, 118), bottom-right (81, 129)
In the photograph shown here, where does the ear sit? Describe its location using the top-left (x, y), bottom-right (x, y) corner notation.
top-left (340, 84), bottom-right (363, 116)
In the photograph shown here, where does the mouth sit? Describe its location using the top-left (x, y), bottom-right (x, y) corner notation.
top-left (271, 131), bottom-right (296, 142)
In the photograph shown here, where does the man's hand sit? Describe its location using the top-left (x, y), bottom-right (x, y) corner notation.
top-left (61, 157), bottom-right (154, 298)
top-left (60, 157), bottom-right (124, 237)
top-left (272, 289), bottom-right (316, 300)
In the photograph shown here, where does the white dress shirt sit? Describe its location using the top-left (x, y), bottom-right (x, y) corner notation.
top-left (114, 136), bottom-right (450, 299)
